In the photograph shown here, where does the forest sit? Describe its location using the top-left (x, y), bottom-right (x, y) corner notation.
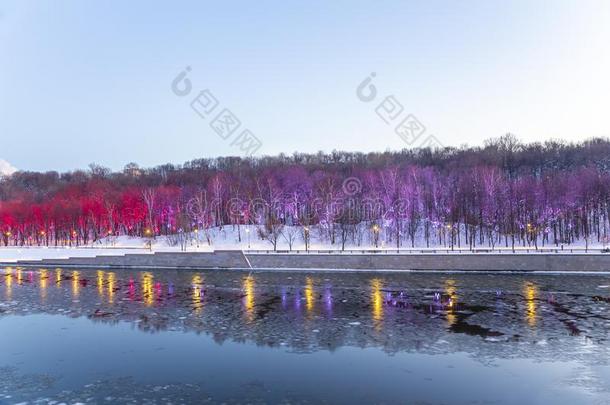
top-left (1, 134), bottom-right (609, 250)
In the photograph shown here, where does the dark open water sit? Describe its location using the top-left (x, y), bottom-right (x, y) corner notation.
top-left (0, 267), bottom-right (609, 404)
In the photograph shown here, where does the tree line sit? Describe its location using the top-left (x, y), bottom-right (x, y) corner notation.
top-left (1, 135), bottom-right (609, 250)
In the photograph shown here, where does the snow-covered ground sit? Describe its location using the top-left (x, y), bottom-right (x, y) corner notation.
top-left (190, 224), bottom-right (608, 252)
top-left (0, 225), bottom-right (607, 262)
top-left (0, 247), bottom-right (153, 263)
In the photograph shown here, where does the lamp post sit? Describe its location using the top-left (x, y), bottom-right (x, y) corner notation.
top-left (245, 228), bottom-right (251, 249)
top-left (304, 226), bottom-right (310, 252)
top-left (373, 224), bottom-right (380, 249)
top-left (447, 224), bottom-right (454, 251)
top-left (194, 228), bottom-right (199, 248)
top-left (526, 223), bottom-right (538, 250)
top-left (145, 228), bottom-right (152, 251)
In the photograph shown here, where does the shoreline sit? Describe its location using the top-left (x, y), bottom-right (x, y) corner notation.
top-left (2, 264), bottom-right (610, 276)
top-left (1, 250), bottom-right (609, 273)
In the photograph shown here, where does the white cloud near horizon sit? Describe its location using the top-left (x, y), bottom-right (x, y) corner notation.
top-left (0, 159), bottom-right (17, 176)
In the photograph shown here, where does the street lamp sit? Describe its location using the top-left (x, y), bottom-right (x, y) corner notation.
top-left (245, 228), bottom-right (251, 249)
top-left (304, 226), bottom-right (310, 252)
top-left (447, 224), bottom-right (454, 251)
top-left (144, 228), bottom-right (153, 251)
top-left (194, 228), bottom-right (199, 248)
top-left (373, 224), bottom-right (380, 248)
top-left (526, 223), bottom-right (538, 250)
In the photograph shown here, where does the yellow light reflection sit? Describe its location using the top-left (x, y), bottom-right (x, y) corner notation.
top-left (142, 272), bottom-right (153, 306)
top-left (524, 282), bottom-right (537, 326)
top-left (55, 269), bottom-right (62, 287)
top-left (107, 272), bottom-right (115, 304)
top-left (445, 279), bottom-right (458, 326)
top-left (371, 278), bottom-right (384, 330)
top-left (243, 275), bottom-right (255, 322)
top-left (97, 270), bottom-right (105, 298)
top-left (39, 269), bottom-right (48, 301)
top-left (192, 274), bottom-right (203, 314)
top-left (4, 268), bottom-right (12, 299)
top-left (16, 269), bottom-right (22, 285)
top-left (72, 271), bottom-right (80, 297)
top-left (305, 277), bottom-right (314, 314)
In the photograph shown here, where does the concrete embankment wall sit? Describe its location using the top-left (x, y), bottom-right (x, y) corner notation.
top-left (8, 251), bottom-right (249, 270)
top-left (246, 253), bottom-right (610, 272)
top-left (4, 251), bottom-right (610, 272)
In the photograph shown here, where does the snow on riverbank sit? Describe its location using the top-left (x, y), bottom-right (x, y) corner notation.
top-left (0, 225), bottom-right (607, 262)
top-left (192, 225), bottom-right (608, 251)
top-left (0, 247), bottom-right (150, 263)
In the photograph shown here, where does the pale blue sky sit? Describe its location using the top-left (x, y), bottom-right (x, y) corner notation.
top-left (1, 0), bottom-right (609, 172)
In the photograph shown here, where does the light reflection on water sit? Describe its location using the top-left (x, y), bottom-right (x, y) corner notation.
top-left (192, 273), bottom-right (203, 314)
top-left (305, 276), bottom-right (314, 314)
top-left (0, 268), bottom-right (609, 403)
top-left (39, 269), bottom-right (47, 302)
top-left (0, 269), bottom-right (608, 339)
top-left (96, 270), bottom-right (104, 298)
top-left (242, 274), bottom-right (255, 323)
top-left (107, 271), bottom-right (115, 304)
top-left (445, 278), bottom-right (457, 326)
top-left (525, 282), bottom-right (538, 327)
top-left (71, 270), bottom-right (79, 297)
top-left (142, 272), bottom-right (153, 307)
top-left (371, 278), bottom-right (383, 331)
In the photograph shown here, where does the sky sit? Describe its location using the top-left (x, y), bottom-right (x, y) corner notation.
top-left (1, 0), bottom-right (610, 173)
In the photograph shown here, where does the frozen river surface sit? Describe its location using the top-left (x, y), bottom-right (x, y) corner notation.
top-left (0, 268), bottom-right (609, 404)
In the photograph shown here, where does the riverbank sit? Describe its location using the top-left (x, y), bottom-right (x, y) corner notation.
top-left (2, 250), bottom-right (610, 272)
